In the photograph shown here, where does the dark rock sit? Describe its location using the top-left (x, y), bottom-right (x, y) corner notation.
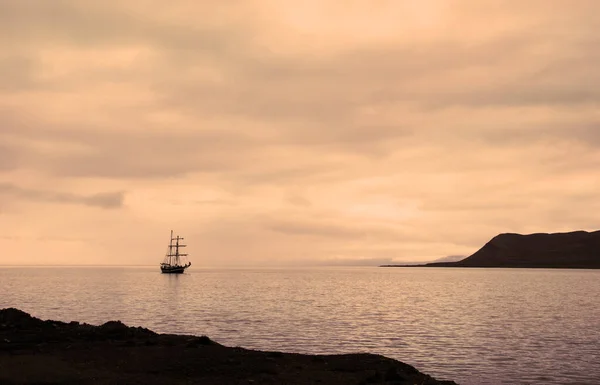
top-left (385, 366), bottom-right (405, 381)
top-left (362, 370), bottom-right (382, 383)
top-left (0, 308), bottom-right (42, 328)
top-left (0, 308), bottom-right (458, 385)
top-left (185, 335), bottom-right (213, 348)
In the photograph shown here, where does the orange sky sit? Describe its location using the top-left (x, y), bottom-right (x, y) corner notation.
top-left (1, 0), bottom-right (599, 266)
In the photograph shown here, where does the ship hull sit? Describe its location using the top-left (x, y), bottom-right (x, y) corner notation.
top-left (160, 264), bottom-right (190, 274)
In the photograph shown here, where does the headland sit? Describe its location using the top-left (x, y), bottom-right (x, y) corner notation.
top-left (382, 230), bottom-right (600, 269)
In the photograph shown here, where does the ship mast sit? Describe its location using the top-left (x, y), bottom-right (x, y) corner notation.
top-left (167, 229), bottom-right (187, 266)
top-left (168, 230), bottom-right (174, 265)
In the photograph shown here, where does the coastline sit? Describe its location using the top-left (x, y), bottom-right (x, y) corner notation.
top-left (378, 262), bottom-right (600, 270)
top-left (379, 264), bottom-right (600, 268)
top-left (0, 308), bottom-right (458, 385)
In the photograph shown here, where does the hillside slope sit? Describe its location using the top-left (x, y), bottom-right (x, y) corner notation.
top-left (426, 230), bottom-right (600, 268)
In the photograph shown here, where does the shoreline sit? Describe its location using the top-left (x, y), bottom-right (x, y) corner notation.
top-left (1, 308), bottom-right (458, 385)
top-left (379, 264), bottom-right (600, 269)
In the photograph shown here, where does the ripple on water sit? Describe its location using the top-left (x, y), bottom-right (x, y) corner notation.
top-left (1, 266), bottom-right (599, 385)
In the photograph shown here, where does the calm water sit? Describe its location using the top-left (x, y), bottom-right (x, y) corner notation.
top-left (1, 266), bottom-right (599, 385)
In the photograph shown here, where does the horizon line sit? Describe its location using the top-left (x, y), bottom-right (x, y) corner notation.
top-left (0, 258), bottom-right (445, 268)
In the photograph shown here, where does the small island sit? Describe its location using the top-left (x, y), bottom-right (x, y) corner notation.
top-left (0, 308), bottom-right (457, 385)
top-left (382, 230), bottom-right (600, 269)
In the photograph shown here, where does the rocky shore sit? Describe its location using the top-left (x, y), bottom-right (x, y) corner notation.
top-left (0, 308), bottom-right (457, 385)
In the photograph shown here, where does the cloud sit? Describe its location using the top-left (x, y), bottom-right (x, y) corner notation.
top-left (0, 109), bottom-right (263, 179)
top-left (0, 143), bottom-right (20, 171)
top-left (263, 217), bottom-right (402, 240)
top-left (0, 183), bottom-right (124, 209)
top-left (0, 1), bottom-right (247, 51)
top-left (0, 0), bottom-right (599, 265)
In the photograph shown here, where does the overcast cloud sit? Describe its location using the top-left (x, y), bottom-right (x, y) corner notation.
top-left (1, 0), bottom-right (599, 266)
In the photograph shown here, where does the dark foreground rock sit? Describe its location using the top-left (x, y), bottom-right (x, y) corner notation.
top-left (0, 308), bottom-right (457, 385)
top-left (383, 230), bottom-right (600, 269)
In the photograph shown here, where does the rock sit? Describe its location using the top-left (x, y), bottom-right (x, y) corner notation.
top-left (0, 308), bottom-right (458, 385)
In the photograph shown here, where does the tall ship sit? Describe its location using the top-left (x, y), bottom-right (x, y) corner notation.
top-left (160, 230), bottom-right (192, 274)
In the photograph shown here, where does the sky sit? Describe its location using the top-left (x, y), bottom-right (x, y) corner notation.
top-left (1, 0), bottom-right (599, 266)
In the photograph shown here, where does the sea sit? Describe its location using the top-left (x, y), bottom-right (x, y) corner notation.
top-left (1, 266), bottom-right (599, 385)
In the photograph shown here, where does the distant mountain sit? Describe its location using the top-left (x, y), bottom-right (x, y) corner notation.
top-left (383, 230), bottom-right (600, 269)
top-left (430, 255), bottom-right (467, 263)
top-left (378, 255), bottom-right (467, 267)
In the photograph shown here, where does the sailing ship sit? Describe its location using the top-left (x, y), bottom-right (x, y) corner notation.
top-left (160, 230), bottom-right (192, 274)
